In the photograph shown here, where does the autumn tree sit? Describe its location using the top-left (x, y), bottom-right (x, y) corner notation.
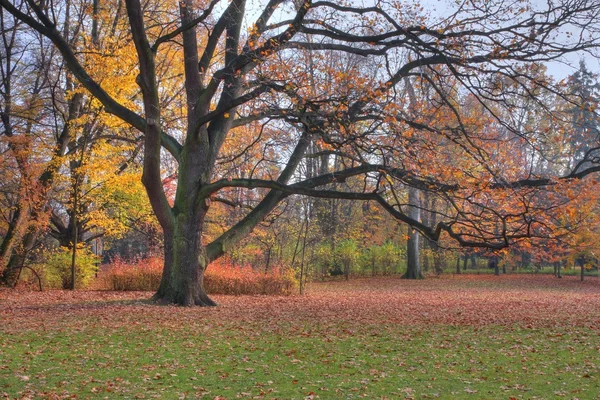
top-left (4, 0), bottom-right (600, 304)
top-left (565, 60), bottom-right (600, 171)
top-left (0, 0), bottom-right (149, 287)
top-left (0, 8), bottom-right (82, 285)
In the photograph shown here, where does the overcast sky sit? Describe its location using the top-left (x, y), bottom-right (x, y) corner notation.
top-left (417, 0), bottom-right (600, 79)
top-left (236, 0), bottom-right (600, 79)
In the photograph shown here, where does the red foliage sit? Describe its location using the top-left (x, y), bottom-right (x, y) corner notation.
top-left (94, 256), bottom-right (297, 295)
top-left (94, 256), bottom-right (163, 291)
top-left (205, 258), bottom-right (297, 295)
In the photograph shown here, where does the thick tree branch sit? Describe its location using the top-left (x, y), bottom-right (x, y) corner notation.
top-left (126, 0), bottom-right (174, 232)
top-left (151, 0), bottom-right (221, 52)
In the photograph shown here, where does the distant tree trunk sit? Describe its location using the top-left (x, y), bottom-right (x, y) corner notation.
top-left (402, 186), bottom-right (422, 279)
top-left (553, 261), bottom-right (562, 278)
top-left (70, 223), bottom-right (78, 290)
top-left (558, 260), bottom-right (563, 278)
top-left (264, 247), bottom-right (272, 273)
top-left (470, 254), bottom-right (477, 270)
top-left (299, 229), bottom-right (307, 295)
top-left (420, 192), bottom-right (429, 273)
top-left (519, 251), bottom-right (532, 270)
top-left (433, 251), bottom-right (444, 275)
top-left (489, 257), bottom-right (499, 276)
top-left (579, 257), bottom-right (585, 281)
top-left (427, 196), bottom-right (444, 275)
top-left (463, 254), bottom-right (468, 271)
top-left (343, 261), bottom-right (350, 281)
top-left (456, 254), bottom-right (461, 274)
top-left (70, 175), bottom-right (79, 290)
top-left (422, 247), bottom-right (429, 273)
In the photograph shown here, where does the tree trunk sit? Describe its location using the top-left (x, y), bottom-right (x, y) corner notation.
top-left (0, 206), bottom-right (30, 276)
top-left (558, 260), bottom-right (563, 278)
top-left (579, 257), bottom-right (585, 282)
top-left (402, 186), bottom-right (422, 279)
top-left (491, 257), bottom-right (499, 276)
top-left (344, 261), bottom-right (350, 281)
top-left (433, 250), bottom-right (443, 275)
top-left (265, 247), bottom-right (271, 273)
top-left (1, 228), bottom-right (40, 287)
top-left (424, 193), bottom-right (443, 275)
top-left (152, 211), bottom-right (216, 306)
top-left (422, 248), bottom-right (429, 273)
top-left (456, 254), bottom-right (461, 274)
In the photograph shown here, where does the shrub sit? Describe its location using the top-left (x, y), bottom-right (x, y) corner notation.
top-left (32, 246), bottom-right (99, 289)
top-left (95, 256), bottom-right (298, 295)
top-left (204, 258), bottom-right (298, 295)
top-left (96, 255), bottom-right (162, 291)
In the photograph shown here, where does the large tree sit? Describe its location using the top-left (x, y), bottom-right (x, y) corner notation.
top-left (3, 0), bottom-right (600, 305)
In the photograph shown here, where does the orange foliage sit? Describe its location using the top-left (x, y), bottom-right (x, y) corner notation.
top-left (95, 256), bottom-right (298, 295)
top-left (205, 258), bottom-right (298, 296)
top-left (95, 256), bottom-right (163, 291)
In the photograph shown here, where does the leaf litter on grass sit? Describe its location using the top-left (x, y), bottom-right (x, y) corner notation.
top-left (1, 274), bottom-right (600, 399)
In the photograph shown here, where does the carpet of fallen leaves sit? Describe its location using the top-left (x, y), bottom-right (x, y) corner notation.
top-left (1, 274), bottom-right (600, 399)
top-left (2, 274), bottom-right (600, 332)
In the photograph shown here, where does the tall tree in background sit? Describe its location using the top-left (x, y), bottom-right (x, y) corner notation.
top-left (566, 60), bottom-right (600, 171)
top-left (403, 186), bottom-right (422, 279)
top-left (3, 0), bottom-right (600, 304)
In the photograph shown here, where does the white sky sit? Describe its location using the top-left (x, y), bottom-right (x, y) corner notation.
top-left (232, 0), bottom-right (600, 79)
top-left (417, 0), bottom-right (600, 79)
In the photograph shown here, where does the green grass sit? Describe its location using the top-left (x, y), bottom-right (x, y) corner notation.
top-left (2, 275), bottom-right (600, 399)
top-left (2, 321), bottom-right (599, 398)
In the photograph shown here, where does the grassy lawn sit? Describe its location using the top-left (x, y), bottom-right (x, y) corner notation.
top-left (1, 275), bottom-right (600, 399)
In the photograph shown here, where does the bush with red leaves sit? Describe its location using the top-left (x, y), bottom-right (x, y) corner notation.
top-left (95, 256), bottom-right (298, 295)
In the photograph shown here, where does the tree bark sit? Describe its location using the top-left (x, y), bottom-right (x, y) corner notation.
top-left (490, 256), bottom-right (499, 276)
top-left (402, 186), bottom-right (422, 279)
top-left (1, 228), bottom-right (39, 287)
top-left (152, 211), bottom-right (216, 306)
top-left (558, 260), bottom-right (563, 278)
top-left (0, 206), bottom-right (30, 281)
